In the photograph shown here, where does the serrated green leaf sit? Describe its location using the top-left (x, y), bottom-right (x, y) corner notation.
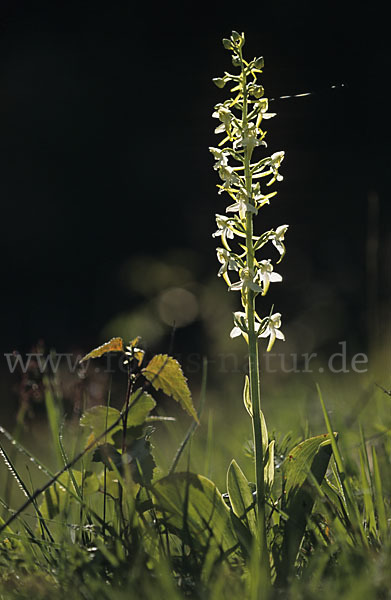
top-left (80, 393), bottom-right (156, 448)
top-left (79, 337), bottom-right (124, 363)
top-left (93, 437), bottom-right (155, 487)
top-left (92, 443), bottom-right (122, 470)
top-left (124, 392), bottom-right (156, 427)
top-left (142, 355), bottom-right (198, 422)
top-left (127, 437), bottom-right (156, 485)
top-left (227, 460), bottom-right (256, 538)
top-left (80, 406), bottom-right (122, 446)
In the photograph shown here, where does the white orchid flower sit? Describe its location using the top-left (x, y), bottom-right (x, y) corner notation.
top-left (226, 187), bottom-right (257, 219)
top-left (256, 260), bottom-right (282, 295)
top-left (270, 151), bottom-right (285, 168)
top-left (230, 311), bottom-right (246, 338)
top-left (253, 189), bottom-right (272, 209)
top-left (229, 269), bottom-right (263, 293)
top-left (230, 311), bottom-right (263, 339)
top-left (212, 214), bottom-right (235, 240)
top-left (271, 225), bottom-right (289, 261)
top-left (212, 105), bottom-right (233, 135)
top-left (266, 151), bottom-right (285, 185)
top-left (216, 248), bottom-right (239, 277)
top-left (226, 189), bottom-right (257, 217)
top-left (259, 312), bottom-right (285, 351)
top-left (218, 165), bottom-right (240, 191)
top-left (233, 122), bottom-right (266, 152)
top-left (209, 147), bottom-right (229, 170)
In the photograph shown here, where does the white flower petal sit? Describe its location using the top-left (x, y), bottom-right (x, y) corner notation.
top-left (233, 311), bottom-right (246, 319)
top-left (230, 326), bottom-right (242, 338)
top-left (267, 331), bottom-right (276, 352)
top-left (259, 327), bottom-right (271, 338)
top-left (248, 282), bottom-right (263, 292)
top-left (275, 224), bottom-right (289, 237)
top-left (270, 313), bottom-right (282, 325)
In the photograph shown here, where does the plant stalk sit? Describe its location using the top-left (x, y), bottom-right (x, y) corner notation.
top-left (239, 46), bottom-right (269, 578)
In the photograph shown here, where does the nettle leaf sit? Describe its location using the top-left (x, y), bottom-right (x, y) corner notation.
top-left (80, 393), bottom-right (156, 448)
top-left (152, 472), bottom-right (238, 576)
top-left (92, 443), bottom-right (122, 471)
top-left (79, 337), bottom-right (124, 363)
top-left (93, 439), bottom-right (156, 486)
top-left (124, 437), bottom-right (156, 486)
top-left (142, 355), bottom-right (198, 422)
top-left (123, 392), bottom-right (156, 427)
top-left (80, 406), bottom-right (122, 446)
top-left (275, 433), bottom-right (334, 584)
top-left (227, 460), bottom-right (256, 538)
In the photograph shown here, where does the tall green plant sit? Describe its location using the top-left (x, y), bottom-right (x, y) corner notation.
top-left (0, 31), bottom-right (352, 596)
top-left (210, 31), bottom-right (288, 571)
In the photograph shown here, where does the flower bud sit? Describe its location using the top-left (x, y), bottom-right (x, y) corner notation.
top-left (213, 77), bottom-right (226, 89)
top-left (253, 56), bottom-right (264, 70)
top-left (250, 84), bottom-right (264, 99)
top-left (222, 38), bottom-right (233, 50)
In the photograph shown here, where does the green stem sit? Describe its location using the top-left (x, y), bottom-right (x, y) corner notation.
top-left (239, 47), bottom-right (269, 578)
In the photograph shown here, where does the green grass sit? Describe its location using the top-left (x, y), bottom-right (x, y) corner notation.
top-left (1, 350), bottom-right (391, 600)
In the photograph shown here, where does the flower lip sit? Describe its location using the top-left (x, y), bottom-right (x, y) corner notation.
top-left (259, 312), bottom-right (285, 352)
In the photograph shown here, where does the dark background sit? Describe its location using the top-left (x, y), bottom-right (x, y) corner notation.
top-left (0, 2), bottom-right (389, 362)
